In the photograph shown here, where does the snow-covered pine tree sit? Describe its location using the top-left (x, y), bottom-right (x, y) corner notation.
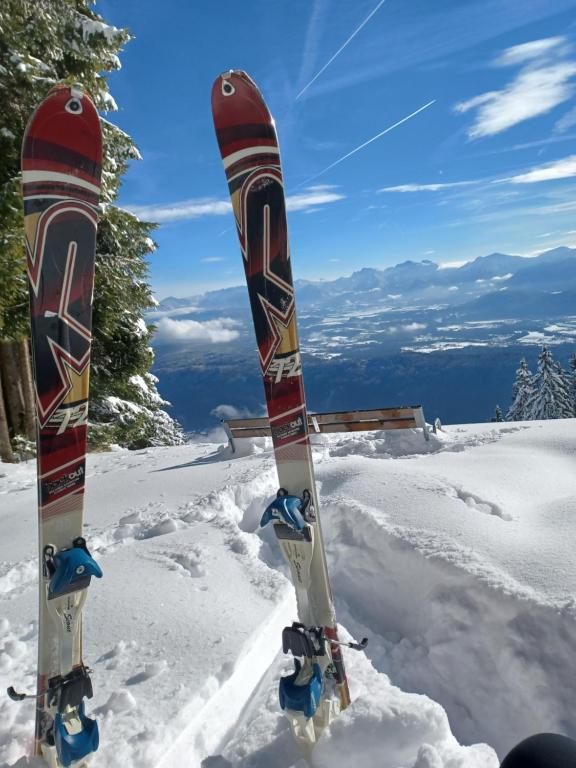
top-left (553, 359), bottom-right (574, 419)
top-left (493, 405), bottom-right (503, 422)
top-left (507, 358), bottom-right (534, 421)
top-left (526, 347), bottom-right (572, 421)
top-left (0, 0), bottom-right (184, 450)
top-left (570, 354), bottom-right (576, 417)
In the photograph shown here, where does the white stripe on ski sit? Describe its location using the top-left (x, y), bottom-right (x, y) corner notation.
top-left (22, 170), bottom-right (100, 195)
top-left (24, 194), bottom-right (98, 204)
top-left (269, 405), bottom-right (306, 422)
top-left (223, 145), bottom-right (279, 169)
top-left (40, 455), bottom-right (85, 480)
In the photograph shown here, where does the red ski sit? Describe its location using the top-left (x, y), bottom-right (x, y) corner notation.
top-left (212, 71), bottom-right (365, 746)
top-left (13, 84), bottom-right (103, 768)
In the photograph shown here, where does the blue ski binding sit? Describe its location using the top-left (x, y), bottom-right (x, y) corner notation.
top-left (54, 701), bottom-right (99, 767)
top-left (260, 488), bottom-right (311, 531)
top-left (46, 538), bottom-right (103, 599)
top-left (280, 658), bottom-right (324, 718)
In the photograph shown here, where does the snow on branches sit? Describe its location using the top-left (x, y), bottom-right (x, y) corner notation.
top-left (507, 346), bottom-right (575, 422)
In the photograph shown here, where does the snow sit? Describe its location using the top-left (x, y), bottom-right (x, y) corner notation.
top-left (77, 17), bottom-right (122, 47)
top-left (1, 421), bottom-right (576, 766)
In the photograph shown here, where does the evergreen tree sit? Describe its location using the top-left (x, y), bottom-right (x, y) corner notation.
top-left (553, 360), bottom-right (574, 419)
top-left (527, 346), bottom-right (572, 420)
top-left (507, 359), bottom-right (534, 421)
top-left (0, 0), bottom-right (184, 448)
top-left (492, 405), bottom-right (503, 422)
top-left (569, 354), bottom-right (576, 417)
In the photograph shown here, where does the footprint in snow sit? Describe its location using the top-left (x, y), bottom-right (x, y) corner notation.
top-left (125, 659), bottom-right (168, 685)
top-left (96, 688), bottom-right (137, 714)
top-left (447, 484), bottom-right (511, 521)
top-left (167, 548), bottom-right (206, 578)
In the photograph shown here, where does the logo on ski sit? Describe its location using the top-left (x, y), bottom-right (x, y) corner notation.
top-left (45, 466), bottom-right (85, 498)
top-left (271, 414), bottom-right (306, 443)
top-left (266, 352), bottom-right (302, 383)
top-left (46, 402), bottom-right (89, 435)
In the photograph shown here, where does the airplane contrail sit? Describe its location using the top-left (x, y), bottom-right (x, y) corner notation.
top-left (296, 0), bottom-right (387, 101)
top-left (297, 100), bottom-right (437, 187)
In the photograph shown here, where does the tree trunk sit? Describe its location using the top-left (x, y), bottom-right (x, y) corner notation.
top-left (0, 340), bottom-right (25, 436)
top-left (17, 338), bottom-right (36, 440)
top-left (0, 371), bottom-right (15, 463)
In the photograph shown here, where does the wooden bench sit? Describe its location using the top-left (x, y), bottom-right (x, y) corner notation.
top-left (223, 406), bottom-right (429, 452)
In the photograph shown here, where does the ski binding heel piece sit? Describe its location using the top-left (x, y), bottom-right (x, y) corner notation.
top-left (54, 701), bottom-right (99, 768)
top-left (282, 621), bottom-right (368, 657)
top-left (279, 658), bottom-right (324, 718)
top-left (46, 538), bottom-right (102, 599)
top-left (47, 667), bottom-right (98, 767)
top-left (261, 489), bottom-right (313, 531)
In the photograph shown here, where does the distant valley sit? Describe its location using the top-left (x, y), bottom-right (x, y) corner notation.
top-left (149, 247), bottom-right (576, 432)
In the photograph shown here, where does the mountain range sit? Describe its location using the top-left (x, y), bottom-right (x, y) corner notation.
top-left (157, 247), bottom-right (576, 317)
top-left (151, 247), bottom-right (576, 432)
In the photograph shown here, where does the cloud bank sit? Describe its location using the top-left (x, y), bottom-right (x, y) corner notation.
top-left (153, 317), bottom-right (240, 344)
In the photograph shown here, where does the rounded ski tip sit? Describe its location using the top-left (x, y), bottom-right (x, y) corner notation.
top-left (22, 83), bottom-right (102, 179)
top-left (211, 70), bottom-right (271, 131)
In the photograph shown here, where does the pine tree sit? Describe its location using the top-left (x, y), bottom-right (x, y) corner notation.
top-left (507, 359), bottom-right (534, 421)
top-left (0, 0), bottom-right (184, 450)
top-left (553, 360), bottom-right (574, 419)
top-left (569, 354), bottom-right (576, 417)
top-left (527, 346), bottom-right (572, 420)
top-left (493, 405), bottom-right (503, 422)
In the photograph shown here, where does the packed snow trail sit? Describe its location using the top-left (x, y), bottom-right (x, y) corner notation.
top-left (2, 421), bottom-right (575, 765)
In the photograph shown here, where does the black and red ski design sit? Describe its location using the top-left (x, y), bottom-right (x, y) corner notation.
top-left (13, 84), bottom-right (103, 768)
top-left (212, 70), bottom-right (365, 745)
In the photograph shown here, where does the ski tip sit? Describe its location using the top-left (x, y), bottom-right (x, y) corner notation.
top-left (22, 84), bottom-right (102, 181)
top-left (211, 70), bottom-right (271, 129)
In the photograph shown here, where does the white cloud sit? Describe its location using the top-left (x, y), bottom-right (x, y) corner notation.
top-left (456, 63), bottom-right (576, 138)
top-left (501, 155), bottom-right (576, 184)
top-left (380, 155), bottom-right (576, 194)
top-left (211, 403), bottom-right (262, 420)
top-left (201, 256), bottom-right (225, 263)
top-left (153, 317), bottom-right (240, 344)
top-left (555, 105), bottom-right (576, 134)
top-left (455, 37), bottom-right (576, 139)
top-left (285, 189), bottom-right (345, 211)
top-left (494, 37), bottom-right (568, 67)
top-left (128, 188), bottom-right (344, 223)
top-left (380, 181), bottom-right (476, 193)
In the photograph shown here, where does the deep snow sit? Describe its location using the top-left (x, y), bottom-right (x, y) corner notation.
top-left (1, 420), bottom-right (575, 767)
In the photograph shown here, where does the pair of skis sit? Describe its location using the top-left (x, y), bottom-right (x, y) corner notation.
top-left (11, 71), bottom-right (364, 765)
top-left (212, 71), bottom-right (366, 745)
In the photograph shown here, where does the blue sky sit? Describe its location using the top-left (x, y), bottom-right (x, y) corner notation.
top-left (97, 0), bottom-right (576, 299)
